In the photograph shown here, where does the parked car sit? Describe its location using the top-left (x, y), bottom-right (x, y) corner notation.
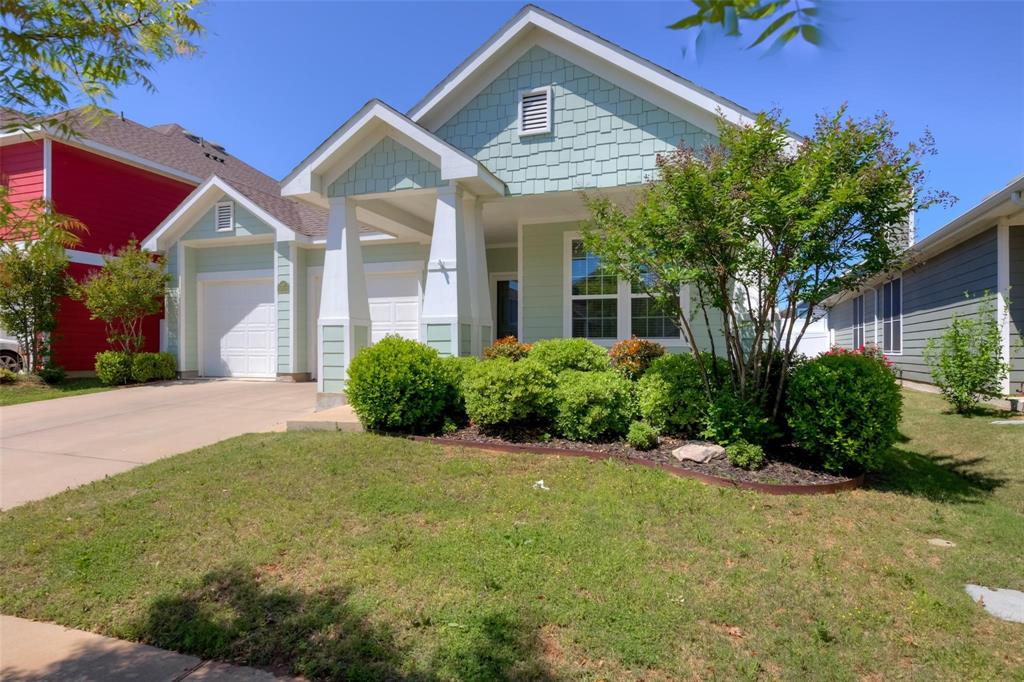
top-left (0, 330), bottom-right (24, 371)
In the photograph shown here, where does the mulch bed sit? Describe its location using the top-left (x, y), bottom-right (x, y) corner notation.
top-left (431, 425), bottom-right (859, 493)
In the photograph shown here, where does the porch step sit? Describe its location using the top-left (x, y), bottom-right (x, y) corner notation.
top-left (286, 404), bottom-right (363, 432)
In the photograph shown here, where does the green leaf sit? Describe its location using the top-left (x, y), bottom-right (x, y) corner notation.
top-left (747, 10), bottom-right (797, 48)
top-left (800, 24), bottom-right (822, 45)
top-left (667, 14), bottom-right (706, 30)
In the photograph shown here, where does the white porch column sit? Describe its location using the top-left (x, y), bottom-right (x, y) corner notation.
top-left (421, 183), bottom-right (470, 356)
top-left (317, 196), bottom-right (370, 402)
top-left (461, 192), bottom-right (492, 355)
top-left (997, 218), bottom-right (1011, 394)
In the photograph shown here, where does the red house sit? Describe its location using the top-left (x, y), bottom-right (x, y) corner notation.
top-left (0, 113), bottom-right (275, 372)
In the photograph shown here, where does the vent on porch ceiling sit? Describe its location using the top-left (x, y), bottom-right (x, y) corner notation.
top-left (215, 201), bottom-right (234, 231)
top-left (519, 86), bottom-right (552, 136)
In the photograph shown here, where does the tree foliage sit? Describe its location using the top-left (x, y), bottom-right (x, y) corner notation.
top-left (924, 293), bottom-right (1010, 413)
top-left (669, 0), bottom-right (824, 56)
top-left (74, 240), bottom-right (168, 354)
top-left (1, 0), bottom-right (204, 136)
top-left (583, 107), bottom-right (949, 417)
top-left (0, 187), bottom-right (86, 370)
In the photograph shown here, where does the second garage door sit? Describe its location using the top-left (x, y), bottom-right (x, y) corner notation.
top-left (367, 272), bottom-right (421, 343)
top-left (201, 279), bottom-right (276, 378)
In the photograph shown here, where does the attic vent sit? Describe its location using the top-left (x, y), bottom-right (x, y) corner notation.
top-left (215, 201), bottom-right (234, 231)
top-left (519, 86), bottom-right (552, 136)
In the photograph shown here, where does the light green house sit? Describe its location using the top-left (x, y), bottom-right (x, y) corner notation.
top-left (144, 5), bottom-right (761, 408)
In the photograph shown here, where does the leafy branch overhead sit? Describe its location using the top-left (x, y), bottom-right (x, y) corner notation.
top-left (669, 0), bottom-right (823, 55)
top-left (0, 0), bottom-right (205, 136)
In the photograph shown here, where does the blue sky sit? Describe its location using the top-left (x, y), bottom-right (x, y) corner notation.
top-left (110, 1), bottom-right (1023, 238)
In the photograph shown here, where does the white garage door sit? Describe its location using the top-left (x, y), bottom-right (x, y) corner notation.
top-left (368, 273), bottom-right (420, 343)
top-left (201, 279), bottom-right (275, 378)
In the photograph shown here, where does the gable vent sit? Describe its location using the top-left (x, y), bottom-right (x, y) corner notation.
top-left (215, 201), bottom-right (234, 231)
top-left (519, 86), bottom-right (552, 136)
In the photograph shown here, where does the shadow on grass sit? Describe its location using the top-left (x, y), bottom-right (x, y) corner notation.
top-left (867, 445), bottom-right (1008, 504)
top-left (118, 564), bottom-right (557, 681)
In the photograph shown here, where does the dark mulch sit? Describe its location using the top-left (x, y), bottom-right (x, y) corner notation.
top-left (442, 425), bottom-right (853, 486)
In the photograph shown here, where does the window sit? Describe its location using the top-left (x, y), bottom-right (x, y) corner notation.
top-left (882, 277), bottom-right (902, 354)
top-left (495, 279), bottom-right (519, 339)
top-left (215, 201), bottom-right (234, 231)
top-left (566, 238), bottom-right (684, 342)
top-left (518, 86), bottom-right (551, 136)
top-left (852, 294), bottom-right (865, 349)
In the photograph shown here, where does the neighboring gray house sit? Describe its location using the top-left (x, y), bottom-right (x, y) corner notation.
top-left (827, 174), bottom-right (1024, 394)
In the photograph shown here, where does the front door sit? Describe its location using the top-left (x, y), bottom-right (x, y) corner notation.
top-left (493, 277), bottom-right (518, 339)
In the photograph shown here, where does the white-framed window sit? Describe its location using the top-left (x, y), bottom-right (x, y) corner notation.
top-left (852, 294), bottom-right (865, 349)
top-left (882, 277), bottom-right (902, 354)
top-left (518, 86), bottom-right (552, 136)
top-left (564, 235), bottom-right (685, 343)
top-left (214, 201), bottom-right (234, 232)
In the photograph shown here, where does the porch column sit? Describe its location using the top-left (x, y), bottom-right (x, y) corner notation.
top-left (317, 196), bottom-right (370, 403)
top-left (421, 183), bottom-right (471, 356)
top-left (462, 192), bottom-right (492, 355)
top-left (997, 218), bottom-right (1011, 394)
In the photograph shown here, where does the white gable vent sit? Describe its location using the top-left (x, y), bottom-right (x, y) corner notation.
top-left (215, 201), bottom-right (234, 231)
top-left (519, 86), bottom-right (552, 136)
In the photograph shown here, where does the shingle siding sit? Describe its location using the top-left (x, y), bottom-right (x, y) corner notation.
top-left (435, 46), bottom-right (714, 195)
top-left (327, 137), bottom-right (443, 198)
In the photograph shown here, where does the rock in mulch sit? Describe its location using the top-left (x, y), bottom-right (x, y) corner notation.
top-left (965, 584), bottom-right (1024, 623)
top-left (672, 441), bottom-right (725, 464)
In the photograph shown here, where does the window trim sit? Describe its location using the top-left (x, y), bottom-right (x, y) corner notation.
top-left (518, 85), bottom-right (552, 137)
top-left (562, 232), bottom-right (689, 346)
top-left (852, 294), bottom-right (865, 349)
top-left (214, 200), bottom-right (235, 232)
top-left (881, 276), bottom-right (903, 355)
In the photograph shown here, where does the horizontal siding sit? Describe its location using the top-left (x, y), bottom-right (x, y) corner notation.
top-left (0, 140), bottom-right (44, 211)
top-left (194, 243), bottom-right (273, 273)
top-left (828, 298), bottom-right (854, 349)
top-left (521, 222), bottom-right (571, 342)
top-left (362, 243), bottom-right (429, 264)
top-left (1010, 227), bottom-right (1024, 391)
top-left (276, 242), bottom-right (292, 373)
top-left (486, 246), bottom-right (518, 273)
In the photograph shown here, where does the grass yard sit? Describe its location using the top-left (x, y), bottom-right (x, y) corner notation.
top-left (0, 390), bottom-right (1021, 680)
top-left (0, 377), bottom-right (113, 406)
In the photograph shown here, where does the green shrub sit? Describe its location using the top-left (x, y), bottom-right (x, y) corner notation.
top-left (95, 351), bottom-right (133, 385)
top-left (131, 352), bottom-right (177, 382)
top-left (463, 358), bottom-right (557, 430)
top-left (726, 441), bottom-right (766, 470)
top-left (626, 420), bottom-right (659, 450)
top-left (37, 362), bottom-right (66, 385)
top-left (609, 338), bottom-right (666, 380)
top-left (439, 355), bottom-right (479, 427)
top-left (787, 350), bottom-right (902, 473)
top-left (701, 390), bottom-right (778, 446)
top-left (484, 336), bottom-right (531, 361)
top-left (636, 353), bottom-right (727, 436)
top-left (528, 337), bottom-right (609, 374)
top-left (346, 336), bottom-right (451, 434)
top-left (0, 368), bottom-right (17, 384)
top-left (924, 294), bottom-right (1009, 413)
top-left (554, 370), bottom-right (636, 441)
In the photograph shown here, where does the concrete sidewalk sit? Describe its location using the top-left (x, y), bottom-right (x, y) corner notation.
top-left (0, 615), bottom-right (300, 681)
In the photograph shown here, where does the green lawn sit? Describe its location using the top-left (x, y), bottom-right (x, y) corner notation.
top-left (1, 390), bottom-right (1021, 680)
top-left (0, 377), bottom-right (113, 406)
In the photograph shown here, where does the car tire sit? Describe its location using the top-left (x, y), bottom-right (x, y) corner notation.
top-left (0, 350), bottom-right (23, 372)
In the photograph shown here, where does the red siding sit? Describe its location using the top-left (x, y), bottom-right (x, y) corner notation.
top-left (51, 142), bottom-right (194, 254)
top-left (50, 262), bottom-right (162, 371)
top-left (0, 141), bottom-right (45, 235)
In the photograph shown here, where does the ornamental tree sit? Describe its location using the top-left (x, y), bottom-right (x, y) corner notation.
top-left (583, 107), bottom-right (950, 417)
top-left (74, 240), bottom-right (169, 354)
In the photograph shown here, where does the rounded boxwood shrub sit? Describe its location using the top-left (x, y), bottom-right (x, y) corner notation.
top-left (528, 337), bottom-right (609, 374)
top-left (609, 338), bottom-right (665, 380)
top-left (37, 362), bottom-right (66, 385)
top-left (95, 351), bottom-right (133, 385)
top-left (701, 390), bottom-right (778, 447)
top-left (463, 357), bottom-right (557, 430)
top-left (346, 336), bottom-right (452, 434)
top-left (636, 353), bottom-right (727, 436)
top-left (439, 355), bottom-right (479, 429)
top-left (726, 440), bottom-right (766, 470)
top-left (554, 370), bottom-right (636, 441)
top-left (786, 351), bottom-right (902, 473)
top-left (131, 352), bottom-right (177, 382)
top-left (626, 420), bottom-right (659, 451)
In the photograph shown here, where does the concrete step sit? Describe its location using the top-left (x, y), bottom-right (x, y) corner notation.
top-left (286, 404), bottom-right (363, 432)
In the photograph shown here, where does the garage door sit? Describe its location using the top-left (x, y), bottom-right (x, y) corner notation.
top-left (201, 279), bottom-right (275, 378)
top-left (368, 273), bottom-right (420, 343)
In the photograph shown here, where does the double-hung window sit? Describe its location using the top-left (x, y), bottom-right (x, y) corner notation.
top-left (852, 294), bottom-right (865, 349)
top-left (630, 268), bottom-right (681, 339)
top-left (882, 277), bottom-right (902, 354)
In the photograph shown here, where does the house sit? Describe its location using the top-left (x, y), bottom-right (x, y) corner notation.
top-left (827, 174), bottom-right (1024, 395)
top-left (142, 4), bottom-right (762, 407)
top-left (0, 112), bottom-right (309, 372)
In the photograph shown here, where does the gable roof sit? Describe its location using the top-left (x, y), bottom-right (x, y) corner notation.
top-left (0, 109), bottom-right (327, 238)
top-left (408, 4), bottom-right (761, 135)
top-left (281, 99), bottom-right (506, 204)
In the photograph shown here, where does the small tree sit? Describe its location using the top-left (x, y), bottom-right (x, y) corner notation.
top-left (924, 293), bottom-right (1009, 414)
top-left (75, 240), bottom-right (169, 355)
top-left (0, 189), bottom-right (86, 371)
top-left (583, 107), bottom-right (950, 417)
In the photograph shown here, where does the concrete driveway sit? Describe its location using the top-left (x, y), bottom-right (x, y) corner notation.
top-left (0, 380), bottom-right (316, 510)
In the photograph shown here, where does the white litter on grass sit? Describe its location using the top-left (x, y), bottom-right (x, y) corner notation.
top-left (533, 479), bottom-right (550, 491)
top-left (927, 538), bottom-right (956, 548)
top-left (990, 420), bottom-right (1024, 425)
top-left (965, 584), bottom-right (1024, 624)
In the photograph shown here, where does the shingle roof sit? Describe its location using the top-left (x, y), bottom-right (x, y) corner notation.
top-left (34, 111), bottom-right (327, 237)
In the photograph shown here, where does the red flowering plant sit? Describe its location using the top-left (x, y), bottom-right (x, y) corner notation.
top-left (484, 336), bottom-right (531, 361)
top-left (609, 337), bottom-right (666, 380)
top-left (825, 343), bottom-right (895, 372)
